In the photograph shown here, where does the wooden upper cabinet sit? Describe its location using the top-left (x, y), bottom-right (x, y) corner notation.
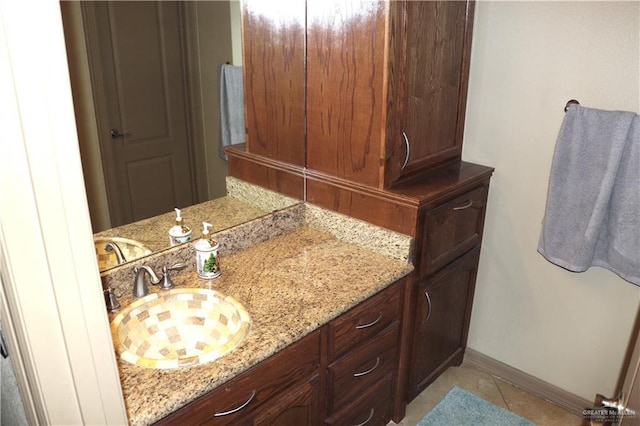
top-left (306, 0), bottom-right (475, 189)
top-left (241, 0), bottom-right (306, 166)
top-left (306, 0), bottom-right (388, 187)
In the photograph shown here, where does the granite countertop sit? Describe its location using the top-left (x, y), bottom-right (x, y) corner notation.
top-left (94, 196), bottom-right (270, 252)
top-left (112, 225), bottom-right (413, 425)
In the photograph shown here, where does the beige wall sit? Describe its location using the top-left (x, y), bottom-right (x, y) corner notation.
top-left (60, 2), bottom-right (112, 232)
top-left (230, 1), bottom-right (243, 66)
top-left (463, 1), bottom-right (640, 400)
top-left (195, 1), bottom-right (234, 200)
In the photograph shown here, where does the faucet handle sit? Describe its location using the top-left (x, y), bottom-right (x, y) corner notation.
top-left (104, 288), bottom-right (121, 312)
top-left (157, 263), bottom-right (187, 290)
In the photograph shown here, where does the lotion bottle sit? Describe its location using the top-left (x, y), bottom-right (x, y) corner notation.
top-left (169, 207), bottom-right (192, 246)
top-left (195, 222), bottom-right (220, 279)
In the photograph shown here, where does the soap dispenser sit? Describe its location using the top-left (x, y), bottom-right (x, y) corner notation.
top-left (169, 207), bottom-right (192, 246)
top-left (195, 222), bottom-right (220, 279)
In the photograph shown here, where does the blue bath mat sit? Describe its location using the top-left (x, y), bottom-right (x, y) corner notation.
top-left (418, 386), bottom-right (536, 426)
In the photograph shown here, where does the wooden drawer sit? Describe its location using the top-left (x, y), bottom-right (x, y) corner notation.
top-left (154, 330), bottom-right (320, 425)
top-left (419, 184), bottom-right (488, 277)
top-left (328, 282), bottom-right (402, 361)
top-left (325, 373), bottom-right (393, 426)
top-left (327, 322), bottom-right (399, 414)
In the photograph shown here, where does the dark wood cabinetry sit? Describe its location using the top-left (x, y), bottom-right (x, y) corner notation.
top-left (155, 279), bottom-right (406, 425)
top-left (306, 0), bottom-right (474, 189)
top-left (419, 185), bottom-right (488, 277)
top-left (325, 281), bottom-right (403, 424)
top-left (240, 1), bottom-right (305, 167)
top-left (408, 247), bottom-right (481, 401)
top-left (227, 0), bottom-right (492, 423)
top-left (155, 330), bottom-right (321, 425)
top-left (386, 1), bottom-right (474, 185)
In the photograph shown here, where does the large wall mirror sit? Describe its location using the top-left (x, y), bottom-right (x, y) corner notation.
top-left (60, 1), bottom-right (302, 271)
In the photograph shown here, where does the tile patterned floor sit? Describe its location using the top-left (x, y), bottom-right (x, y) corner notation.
top-left (392, 364), bottom-right (588, 425)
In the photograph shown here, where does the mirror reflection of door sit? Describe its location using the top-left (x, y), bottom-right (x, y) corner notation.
top-left (84, 1), bottom-right (195, 227)
top-left (62, 1), bottom-right (238, 232)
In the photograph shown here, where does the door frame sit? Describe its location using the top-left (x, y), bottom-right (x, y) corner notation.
top-left (0, 1), bottom-right (127, 423)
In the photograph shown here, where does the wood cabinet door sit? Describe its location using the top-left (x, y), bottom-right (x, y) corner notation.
top-left (385, 0), bottom-right (475, 186)
top-left (241, 0), bottom-right (306, 166)
top-left (408, 247), bottom-right (480, 401)
top-left (306, 0), bottom-right (389, 188)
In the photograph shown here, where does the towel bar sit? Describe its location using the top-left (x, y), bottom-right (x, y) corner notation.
top-left (564, 99), bottom-right (580, 112)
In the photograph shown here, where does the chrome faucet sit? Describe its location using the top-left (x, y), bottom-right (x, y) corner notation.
top-left (132, 265), bottom-right (162, 298)
top-left (104, 242), bottom-right (127, 265)
top-left (104, 287), bottom-right (121, 312)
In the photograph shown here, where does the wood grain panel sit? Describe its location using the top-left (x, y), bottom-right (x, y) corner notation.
top-left (155, 330), bottom-right (320, 425)
top-left (306, 0), bottom-right (389, 187)
top-left (420, 185), bottom-right (488, 277)
top-left (241, 0), bottom-right (305, 166)
top-left (386, 0), bottom-right (475, 185)
top-left (226, 144), bottom-right (305, 200)
top-left (328, 281), bottom-right (402, 361)
top-left (305, 176), bottom-right (417, 236)
top-left (408, 247), bottom-right (480, 401)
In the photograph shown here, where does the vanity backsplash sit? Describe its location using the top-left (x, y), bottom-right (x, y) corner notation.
top-left (100, 179), bottom-right (413, 300)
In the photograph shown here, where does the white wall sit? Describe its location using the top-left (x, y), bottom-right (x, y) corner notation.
top-left (463, 1), bottom-right (640, 400)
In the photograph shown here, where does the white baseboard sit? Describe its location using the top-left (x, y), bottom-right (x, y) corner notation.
top-left (463, 348), bottom-right (592, 416)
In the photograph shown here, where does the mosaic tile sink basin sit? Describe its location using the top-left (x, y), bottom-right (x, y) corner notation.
top-left (94, 237), bottom-right (152, 271)
top-left (111, 288), bottom-right (251, 369)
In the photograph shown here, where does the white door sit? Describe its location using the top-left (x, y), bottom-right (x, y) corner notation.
top-left (83, 1), bottom-right (195, 226)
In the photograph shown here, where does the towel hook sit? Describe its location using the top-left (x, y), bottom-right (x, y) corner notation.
top-left (564, 99), bottom-right (580, 112)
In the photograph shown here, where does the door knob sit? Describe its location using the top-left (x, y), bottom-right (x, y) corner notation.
top-left (585, 392), bottom-right (636, 423)
top-left (110, 129), bottom-right (132, 139)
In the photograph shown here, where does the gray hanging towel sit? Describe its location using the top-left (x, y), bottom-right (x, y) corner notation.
top-left (219, 64), bottom-right (245, 160)
top-left (538, 104), bottom-right (640, 285)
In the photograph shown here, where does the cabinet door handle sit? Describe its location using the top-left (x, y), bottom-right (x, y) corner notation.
top-left (453, 200), bottom-right (473, 211)
top-left (421, 291), bottom-right (432, 325)
top-left (353, 356), bottom-right (380, 377)
top-left (401, 132), bottom-right (410, 171)
top-left (213, 389), bottom-right (256, 417)
top-left (354, 408), bottom-right (375, 426)
top-left (355, 311), bottom-right (383, 329)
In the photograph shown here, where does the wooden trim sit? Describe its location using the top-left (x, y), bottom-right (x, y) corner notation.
top-left (306, 168), bottom-right (418, 208)
top-left (455, 0), bottom-right (475, 152)
top-left (392, 273), bottom-right (417, 422)
top-left (464, 348), bottom-right (592, 416)
top-left (226, 144), bottom-right (305, 200)
top-left (80, 1), bottom-right (125, 226)
top-left (180, 1), bottom-right (209, 204)
top-left (305, 177), bottom-right (418, 236)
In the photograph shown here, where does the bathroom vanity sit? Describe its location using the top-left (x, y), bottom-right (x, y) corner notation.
top-left (99, 1), bottom-right (493, 424)
top-left (102, 202), bottom-right (413, 426)
top-left (226, 0), bottom-right (494, 421)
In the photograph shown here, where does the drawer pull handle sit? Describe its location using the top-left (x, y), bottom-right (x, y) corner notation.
top-left (453, 200), bottom-right (473, 211)
top-left (354, 356), bottom-right (380, 377)
top-left (354, 408), bottom-right (375, 426)
top-left (355, 311), bottom-right (383, 330)
top-left (213, 389), bottom-right (256, 417)
top-left (422, 291), bottom-right (432, 325)
top-left (401, 132), bottom-right (410, 171)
